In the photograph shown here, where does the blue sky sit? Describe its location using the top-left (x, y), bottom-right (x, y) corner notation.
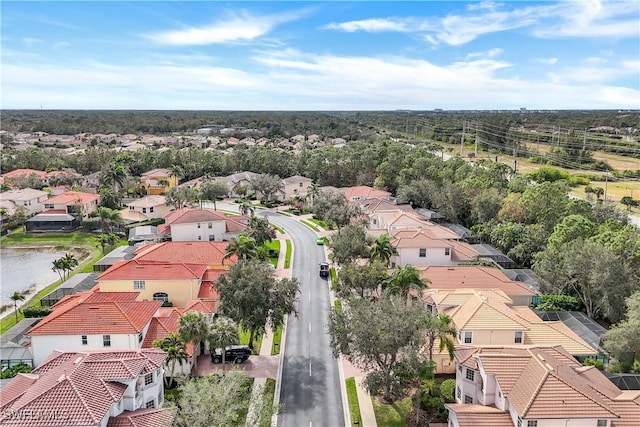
top-left (2, 1), bottom-right (639, 110)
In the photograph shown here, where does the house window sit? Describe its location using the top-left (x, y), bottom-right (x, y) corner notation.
top-left (81, 335), bottom-right (88, 345)
top-left (466, 368), bottom-right (475, 381)
top-left (142, 207), bottom-right (147, 214)
top-left (444, 248), bottom-right (450, 256)
top-left (299, 182), bottom-right (303, 187)
top-left (458, 364), bottom-right (462, 373)
top-left (145, 372), bottom-right (153, 385)
top-left (153, 292), bottom-right (168, 302)
top-left (134, 280), bottom-right (145, 290)
top-left (517, 417), bottom-right (522, 427)
top-left (197, 223), bottom-right (201, 228)
top-left (419, 248), bottom-right (426, 257)
top-left (527, 421), bottom-right (538, 427)
top-left (130, 206), bottom-right (134, 210)
top-left (597, 422), bottom-right (608, 427)
top-left (45, 203), bottom-right (54, 209)
top-left (498, 390), bottom-right (502, 398)
top-left (150, 207), bottom-right (154, 213)
top-left (515, 331), bottom-right (523, 344)
top-left (426, 304), bottom-right (433, 314)
top-left (103, 335), bottom-right (111, 347)
top-left (138, 332), bottom-right (143, 343)
top-left (464, 331), bottom-right (472, 344)
top-left (456, 386), bottom-right (461, 400)
top-left (198, 235), bottom-right (202, 240)
top-left (208, 222), bottom-right (212, 229)
top-left (464, 395), bottom-right (473, 404)
top-left (145, 400), bottom-right (155, 409)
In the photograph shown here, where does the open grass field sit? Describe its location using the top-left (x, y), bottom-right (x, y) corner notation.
top-left (372, 396), bottom-right (412, 427)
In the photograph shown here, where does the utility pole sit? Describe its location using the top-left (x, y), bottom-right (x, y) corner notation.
top-left (474, 122), bottom-right (479, 160)
top-left (460, 121), bottom-right (466, 156)
top-left (604, 170), bottom-right (609, 203)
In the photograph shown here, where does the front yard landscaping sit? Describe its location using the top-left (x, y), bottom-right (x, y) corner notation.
top-left (345, 377), bottom-right (362, 425)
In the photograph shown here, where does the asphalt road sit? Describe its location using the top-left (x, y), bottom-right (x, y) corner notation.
top-left (266, 213), bottom-right (345, 427)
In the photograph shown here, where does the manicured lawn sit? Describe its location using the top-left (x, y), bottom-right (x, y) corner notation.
top-left (300, 219), bottom-right (320, 232)
top-left (272, 224), bottom-right (285, 233)
top-left (284, 240), bottom-right (292, 269)
top-left (334, 299), bottom-right (343, 315)
top-left (264, 240), bottom-right (281, 268)
top-left (372, 396), bottom-right (412, 427)
top-left (239, 327), bottom-right (263, 355)
top-left (330, 267), bottom-right (337, 285)
top-left (307, 217), bottom-right (328, 230)
top-left (0, 231), bottom-right (97, 247)
top-left (260, 379), bottom-right (277, 427)
top-left (345, 377), bottom-right (362, 426)
top-left (271, 325), bottom-right (282, 355)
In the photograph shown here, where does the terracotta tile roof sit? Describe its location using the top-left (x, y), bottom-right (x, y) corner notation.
top-left (182, 299), bottom-right (216, 313)
top-left (28, 292), bottom-right (160, 336)
top-left (2, 168), bottom-right (47, 179)
top-left (132, 241), bottom-right (233, 266)
top-left (357, 199), bottom-right (413, 214)
top-left (127, 195), bottom-right (166, 208)
top-left (0, 373), bottom-right (39, 410)
top-left (445, 404), bottom-right (514, 427)
top-left (339, 185), bottom-right (391, 199)
top-left (44, 191), bottom-right (100, 206)
top-left (418, 266), bottom-right (536, 298)
top-left (391, 226), bottom-right (462, 248)
top-left (197, 281), bottom-right (220, 299)
top-left (522, 321), bottom-right (597, 355)
top-left (107, 408), bottom-right (175, 427)
top-left (140, 168), bottom-right (171, 178)
top-left (477, 353), bottom-right (536, 395)
top-left (448, 291), bottom-right (529, 330)
top-left (97, 259), bottom-right (208, 281)
top-left (164, 208), bottom-right (226, 224)
top-left (449, 241), bottom-right (481, 261)
top-left (1, 349), bottom-right (166, 427)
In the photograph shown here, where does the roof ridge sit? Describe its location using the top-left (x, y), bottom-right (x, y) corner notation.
top-left (28, 293), bottom-right (87, 333)
top-left (520, 355), bottom-right (551, 416)
top-left (115, 301), bottom-right (147, 331)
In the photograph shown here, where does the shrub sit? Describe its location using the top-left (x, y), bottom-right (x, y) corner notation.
top-left (440, 379), bottom-right (456, 403)
top-left (22, 306), bottom-right (52, 318)
top-left (582, 358), bottom-right (604, 370)
top-left (161, 301), bottom-right (174, 307)
top-left (535, 294), bottom-right (582, 312)
top-left (1, 363), bottom-right (33, 379)
top-left (567, 175), bottom-right (590, 186)
top-left (527, 166), bottom-right (569, 183)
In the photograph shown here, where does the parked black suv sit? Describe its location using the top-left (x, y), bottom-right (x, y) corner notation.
top-left (210, 345), bottom-right (252, 364)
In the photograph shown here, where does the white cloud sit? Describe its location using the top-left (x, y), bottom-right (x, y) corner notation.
top-left (323, 18), bottom-right (417, 33)
top-left (146, 9), bottom-right (304, 46)
top-left (536, 57), bottom-right (558, 65)
top-left (2, 50), bottom-right (639, 110)
top-left (465, 48), bottom-right (503, 60)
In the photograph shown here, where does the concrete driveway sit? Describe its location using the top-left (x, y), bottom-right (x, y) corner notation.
top-left (194, 354), bottom-right (280, 379)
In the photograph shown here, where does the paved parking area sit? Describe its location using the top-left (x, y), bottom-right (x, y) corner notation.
top-left (194, 354), bottom-right (279, 379)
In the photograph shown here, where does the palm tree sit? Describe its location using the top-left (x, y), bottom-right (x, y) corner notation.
top-left (95, 232), bottom-right (119, 255)
top-left (370, 233), bottom-right (394, 266)
top-left (101, 163), bottom-right (128, 192)
top-left (153, 333), bottom-right (189, 387)
top-left (248, 216), bottom-right (276, 246)
top-left (209, 316), bottom-right (239, 374)
top-left (308, 182), bottom-right (320, 207)
top-left (10, 291), bottom-right (25, 322)
top-left (178, 311), bottom-right (211, 369)
top-left (52, 258), bottom-right (65, 281)
top-left (384, 264), bottom-right (428, 301)
top-left (238, 199), bottom-right (255, 216)
top-left (97, 207), bottom-right (123, 232)
top-left (223, 234), bottom-right (258, 263)
top-left (423, 313), bottom-right (457, 369)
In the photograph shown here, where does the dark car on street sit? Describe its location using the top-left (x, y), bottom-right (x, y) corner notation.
top-left (211, 345), bottom-right (252, 364)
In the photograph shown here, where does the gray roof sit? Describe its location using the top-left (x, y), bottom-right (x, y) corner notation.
top-left (26, 213), bottom-right (75, 222)
top-left (128, 225), bottom-right (158, 240)
top-left (502, 269), bottom-right (542, 292)
top-left (415, 208), bottom-right (445, 219)
top-left (58, 272), bottom-right (98, 291)
top-left (0, 345), bottom-right (33, 362)
top-left (94, 246), bottom-right (135, 266)
top-left (604, 373), bottom-right (640, 390)
top-left (471, 243), bottom-right (514, 265)
top-left (443, 223), bottom-right (472, 238)
top-left (0, 318), bottom-right (40, 346)
top-left (534, 310), bottom-right (607, 351)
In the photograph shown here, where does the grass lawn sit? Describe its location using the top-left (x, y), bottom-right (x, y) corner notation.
top-left (0, 231), bottom-right (98, 248)
top-left (300, 219), bottom-right (320, 232)
top-left (345, 377), bottom-right (362, 425)
top-left (284, 240), bottom-right (292, 269)
top-left (329, 267), bottom-right (337, 285)
top-left (372, 396), bottom-right (412, 427)
top-left (260, 379), bottom-right (277, 427)
top-left (334, 299), bottom-right (343, 314)
top-left (264, 240), bottom-right (281, 268)
top-left (271, 325), bottom-right (282, 355)
top-left (239, 327), bottom-right (263, 355)
top-left (272, 224), bottom-right (285, 233)
top-left (307, 217), bottom-right (328, 230)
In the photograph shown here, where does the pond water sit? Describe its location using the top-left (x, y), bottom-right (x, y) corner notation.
top-left (0, 248), bottom-right (68, 306)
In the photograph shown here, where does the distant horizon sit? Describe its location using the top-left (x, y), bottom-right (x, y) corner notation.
top-left (2, 1), bottom-right (639, 110)
top-left (2, 108), bottom-right (639, 113)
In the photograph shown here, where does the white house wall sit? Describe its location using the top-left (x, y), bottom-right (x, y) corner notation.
top-left (170, 221), bottom-right (227, 241)
top-left (393, 247), bottom-right (454, 267)
top-left (31, 333), bottom-right (140, 366)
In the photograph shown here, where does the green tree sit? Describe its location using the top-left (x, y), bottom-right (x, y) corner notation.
top-left (10, 291), bottom-right (25, 322)
top-left (200, 180), bottom-right (229, 210)
top-left (328, 295), bottom-right (427, 402)
top-left (248, 216), bottom-right (276, 246)
top-left (328, 225), bottom-right (370, 265)
top-left (336, 261), bottom-right (388, 300)
top-left (97, 206), bottom-right (123, 232)
top-left (238, 199), bottom-right (254, 216)
top-left (216, 259), bottom-right (299, 349)
top-left (153, 332), bottom-right (189, 387)
top-left (101, 162), bottom-right (128, 192)
top-left (547, 214), bottom-right (595, 249)
top-left (384, 264), bottom-right (429, 302)
top-left (95, 232), bottom-right (120, 255)
top-left (98, 186), bottom-right (121, 210)
top-left (223, 234), bottom-right (258, 262)
top-left (178, 311), bottom-right (211, 369)
top-left (423, 313), bottom-right (456, 367)
top-left (370, 233), bottom-right (394, 267)
top-left (209, 316), bottom-right (239, 372)
top-left (172, 370), bottom-right (253, 427)
top-left (249, 174), bottom-right (283, 202)
top-left (602, 291), bottom-right (640, 363)
top-left (166, 186), bottom-right (197, 209)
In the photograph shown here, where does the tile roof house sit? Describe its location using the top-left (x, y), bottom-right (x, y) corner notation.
top-left (124, 195), bottom-right (170, 223)
top-left (424, 289), bottom-right (596, 374)
top-left (97, 241), bottom-right (233, 307)
top-left (282, 175), bottom-right (313, 200)
top-left (42, 190), bottom-right (100, 218)
top-left (27, 291), bottom-right (162, 366)
top-left (390, 227), bottom-right (480, 267)
top-left (449, 345), bottom-right (640, 427)
top-left (139, 169), bottom-right (178, 195)
top-left (0, 349), bottom-right (172, 427)
top-left (356, 198), bottom-right (414, 216)
top-left (218, 171), bottom-right (259, 198)
top-left (1, 169), bottom-right (48, 186)
top-left (0, 188), bottom-right (48, 216)
top-left (159, 208), bottom-right (248, 241)
top-left (339, 185), bottom-right (392, 202)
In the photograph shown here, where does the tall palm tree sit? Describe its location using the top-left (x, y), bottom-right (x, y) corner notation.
top-left (248, 216), bottom-right (276, 246)
top-left (178, 311), bottom-right (211, 369)
top-left (223, 234), bottom-right (258, 263)
top-left (97, 207), bottom-right (123, 232)
top-left (238, 199), bottom-right (255, 216)
top-left (308, 182), bottom-right (320, 207)
top-left (423, 313), bottom-right (457, 368)
top-left (95, 232), bottom-right (119, 255)
top-left (370, 233), bottom-right (394, 266)
top-left (101, 163), bottom-right (128, 193)
top-left (10, 291), bottom-right (25, 322)
top-left (209, 316), bottom-right (239, 374)
top-left (52, 258), bottom-right (65, 282)
top-left (153, 332), bottom-right (189, 387)
top-left (384, 264), bottom-right (428, 301)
